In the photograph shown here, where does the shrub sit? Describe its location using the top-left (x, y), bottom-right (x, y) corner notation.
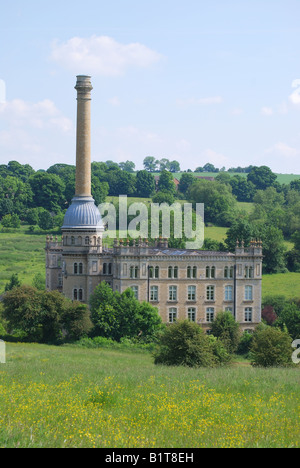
top-left (250, 326), bottom-right (293, 367)
top-left (153, 320), bottom-right (222, 368)
top-left (210, 311), bottom-right (240, 353)
top-left (237, 331), bottom-right (253, 355)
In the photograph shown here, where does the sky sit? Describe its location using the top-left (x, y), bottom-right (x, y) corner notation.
top-left (0, 0), bottom-right (300, 173)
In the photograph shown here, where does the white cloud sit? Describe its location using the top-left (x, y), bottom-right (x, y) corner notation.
top-left (0, 99), bottom-right (72, 133)
top-left (289, 79), bottom-right (300, 105)
top-left (261, 106), bottom-right (273, 116)
top-left (177, 96), bottom-right (223, 107)
top-left (51, 36), bottom-right (163, 76)
top-left (0, 99), bottom-right (74, 169)
top-left (265, 142), bottom-right (299, 158)
top-left (108, 96), bottom-right (121, 107)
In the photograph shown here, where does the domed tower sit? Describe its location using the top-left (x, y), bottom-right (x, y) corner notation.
top-left (61, 75), bottom-right (104, 303)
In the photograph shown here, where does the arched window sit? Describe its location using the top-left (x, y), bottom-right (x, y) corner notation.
top-left (85, 236), bottom-right (90, 246)
top-left (73, 289), bottom-right (78, 301)
top-left (79, 263), bottom-right (83, 274)
top-left (174, 266), bottom-right (178, 279)
top-left (71, 236), bottom-right (75, 246)
top-left (155, 266), bottom-right (159, 279)
top-left (74, 263), bottom-right (78, 275)
top-left (103, 263), bottom-right (107, 275)
top-left (224, 266), bottom-right (229, 278)
top-left (187, 266), bottom-right (192, 278)
top-left (211, 266), bottom-right (216, 279)
top-left (193, 266), bottom-right (197, 279)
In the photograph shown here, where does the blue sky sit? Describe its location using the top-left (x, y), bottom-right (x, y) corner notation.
top-left (1, 0), bottom-right (300, 173)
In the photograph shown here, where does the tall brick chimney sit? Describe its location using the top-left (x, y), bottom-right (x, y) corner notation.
top-left (75, 75), bottom-right (93, 197)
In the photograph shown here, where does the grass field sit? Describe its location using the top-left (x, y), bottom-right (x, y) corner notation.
top-left (0, 226), bottom-right (46, 292)
top-left (171, 171), bottom-right (300, 185)
top-left (0, 342), bottom-right (299, 448)
top-left (262, 273), bottom-right (300, 300)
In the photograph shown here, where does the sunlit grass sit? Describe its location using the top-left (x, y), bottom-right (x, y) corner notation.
top-left (0, 342), bottom-right (299, 448)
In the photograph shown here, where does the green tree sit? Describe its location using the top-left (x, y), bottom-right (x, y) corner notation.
top-left (250, 326), bottom-right (293, 367)
top-left (29, 172), bottom-right (66, 212)
top-left (210, 311), bottom-right (240, 353)
top-left (247, 166), bottom-right (277, 190)
top-left (135, 170), bottom-right (156, 198)
top-left (119, 161), bottom-right (136, 173)
top-left (169, 160), bottom-right (181, 173)
top-left (276, 303), bottom-right (300, 340)
top-left (1, 214), bottom-right (20, 228)
top-left (178, 173), bottom-right (195, 196)
top-left (38, 210), bottom-right (54, 231)
top-left (188, 179), bottom-right (236, 226)
top-left (4, 273), bottom-right (21, 292)
top-left (153, 320), bottom-right (226, 368)
top-left (157, 170), bottom-right (176, 195)
top-left (90, 282), bottom-right (162, 342)
top-left (143, 156), bottom-right (157, 172)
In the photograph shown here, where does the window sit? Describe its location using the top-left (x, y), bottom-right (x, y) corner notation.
top-left (169, 308), bottom-right (177, 323)
top-left (225, 306), bottom-right (233, 315)
top-left (245, 266), bottom-right (254, 279)
top-left (103, 263), bottom-right (107, 275)
top-left (245, 307), bottom-right (253, 322)
top-left (168, 266), bottom-right (178, 279)
top-left (245, 286), bottom-right (253, 301)
top-left (92, 261), bottom-right (98, 273)
top-left (74, 263), bottom-right (78, 275)
top-left (108, 263), bottom-right (112, 275)
top-left (85, 236), bottom-right (90, 246)
top-left (150, 286), bottom-right (159, 302)
top-left (187, 266), bottom-right (197, 279)
top-left (188, 307), bottom-right (196, 322)
top-left (188, 285), bottom-right (196, 301)
top-left (169, 286), bottom-right (177, 302)
top-left (206, 307), bottom-right (215, 323)
top-left (206, 286), bottom-right (215, 301)
top-left (79, 289), bottom-right (83, 301)
top-left (71, 236), bottom-right (75, 246)
top-left (225, 285), bottom-right (233, 301)
top-left (224, 266), bottom-right (234, 278)
top-left (206, 266), bottom-right (216, 279)
top-left (79, 263), bottom-right (83, 275)
top-left (73, 289), bottom-right (78, 301)
top-left (131, 286), bottom-right (139, 300)
top-left (149, 266), bottom-right (159, 279)
top-left (130, 266), bottom-right (139, 279)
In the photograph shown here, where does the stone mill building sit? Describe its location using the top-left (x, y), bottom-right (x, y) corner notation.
top-left (46, 76), bottom-right (262, 332)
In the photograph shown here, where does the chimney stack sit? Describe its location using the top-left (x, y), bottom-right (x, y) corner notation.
top-left (75, 75), bottom-right (93, 197)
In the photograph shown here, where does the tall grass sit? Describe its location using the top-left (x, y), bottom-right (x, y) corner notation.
top-left (0, 342), bottom-right (299, 448)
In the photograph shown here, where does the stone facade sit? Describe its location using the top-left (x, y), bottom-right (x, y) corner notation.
top-left (46, 238), bottom-right (262, 332)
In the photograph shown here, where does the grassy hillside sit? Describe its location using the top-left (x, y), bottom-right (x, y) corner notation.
top-left (1, 342), bottom-right (300, 448)
top-left (171, 172), bottom-right (300, 185)
top-left (0, 226), bottom-right (46, 292)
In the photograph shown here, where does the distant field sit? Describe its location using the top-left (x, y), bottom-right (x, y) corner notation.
top-left (0, 226), bottom-right (46, 292)
top-left (262, 273), bottom-right (300, 299)
top-left (170, 171), bottom-right (300, 184)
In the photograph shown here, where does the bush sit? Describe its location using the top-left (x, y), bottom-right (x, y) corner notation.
top-left (210, 311), bottom-right (240, 353)
top-left (237, 331), bottom-right (253, 355)
top-left (90, 282), bottom-right (163, 342)
top-left (250, 326), bottom-right (293, 367)
top-left (153, 320), bottom-right (228, 368)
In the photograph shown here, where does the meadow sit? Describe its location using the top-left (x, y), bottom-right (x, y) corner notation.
top-left (0, 342), bottom-right (299, 448)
